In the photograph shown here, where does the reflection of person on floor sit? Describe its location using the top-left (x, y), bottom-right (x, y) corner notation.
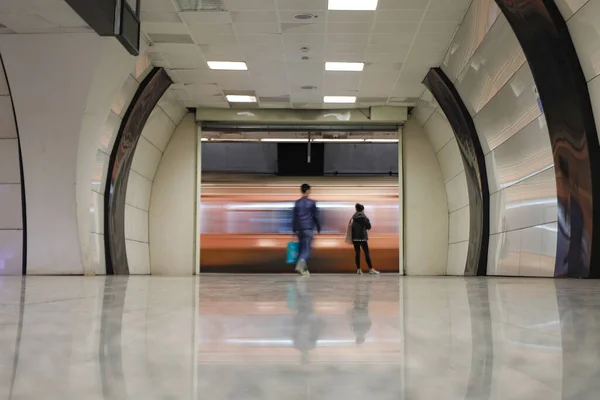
top-left (292, 278), bottom-right (323, 364)
top-left (347, 279), bottom-right (372, 345)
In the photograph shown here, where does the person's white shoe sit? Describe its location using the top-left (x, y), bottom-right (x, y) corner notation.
top-left (295, 259), bottom-right (307, 275)
top-left (356, 269), bottom-right (364, 275)
top-left (369, 269), bottom-right (380, 275)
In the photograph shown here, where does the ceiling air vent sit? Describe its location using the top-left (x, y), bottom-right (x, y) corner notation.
top-left (176, 0), bottom-right (226, 11)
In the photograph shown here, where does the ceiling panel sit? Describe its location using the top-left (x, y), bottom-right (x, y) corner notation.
top-left (277, 0), bottom-right (328, 11)
top-left (227, 0), bottom-right (277, 11)
top-left (137, 0), bottom-right (470, 109)
top-left (230, 10), bottom-right (278, 23)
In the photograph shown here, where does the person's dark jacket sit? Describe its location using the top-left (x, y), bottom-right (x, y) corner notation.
top-left (292, 197), bottom-right (321, 233)
top-left (351, 212), bottom-right (371, 241)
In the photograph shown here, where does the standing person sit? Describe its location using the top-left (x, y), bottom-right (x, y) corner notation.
top-left (352, 203), bottom-right (380, 275)
top-left (292, 183), bottom-right (321, 275)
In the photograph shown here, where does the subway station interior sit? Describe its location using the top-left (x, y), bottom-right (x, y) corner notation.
top-left (2, 0), bottom-right (600, 398)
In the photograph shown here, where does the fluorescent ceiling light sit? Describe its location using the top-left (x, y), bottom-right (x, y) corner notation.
top-left (313, 139), bottom-right (365, 143)
top-left (226, 95), bottom-right (257, 103)
top-left (261, 138), bottom-right (308, 142)
top-left (325, 62), bottom-right (364, 72)
top-left (367, 139), bottom-right (399, 143)
top-left (210, 138), bottom-right (259, 142)
top-left (207, 61), bottom-right (248, 70)
top-left (328, 0), bottom-right (378, 11)
top-left (324, 96), bottom-right (356, 104)
top-left (200, 138), bottom-right (209, 141)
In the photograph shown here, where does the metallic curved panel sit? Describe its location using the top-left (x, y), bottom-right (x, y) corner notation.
top-left (495, 0), bottom-right (600, 278)
top-left (485, 115), bottom-right (553, 194)
top-left (104, 68), bottom-right (171, 275)
top-left (423, 68), bottom-right (490, 276)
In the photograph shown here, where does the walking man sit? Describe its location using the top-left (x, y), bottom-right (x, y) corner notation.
top-left (292, 183), bottom-right (321, 275)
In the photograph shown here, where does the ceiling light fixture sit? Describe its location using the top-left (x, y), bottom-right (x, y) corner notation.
top-left (366, 139), bottom-right (399, 143)
top-left (328, 0), bottom-right (378, 11)
top-left (325, 62), bottom-right (364, 72)
top-left (294, 13), bottom-right (317, 20)
top-left (261, 138), bottom-right (309, 142)
top-left (207, 61), bottom-right (248, 70)
top-left (313, 139), bottom-right (365, 142)
top-left (226, 95), bottom-right (257, 103)
top-left (324, 96), bottom-right (356, 104)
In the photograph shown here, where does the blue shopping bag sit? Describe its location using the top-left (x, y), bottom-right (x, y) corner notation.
top-left (286, 241), bottom-right (300, 264)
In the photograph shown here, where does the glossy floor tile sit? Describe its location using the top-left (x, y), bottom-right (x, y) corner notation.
top-left (1, 275), bottom-right (600, 399)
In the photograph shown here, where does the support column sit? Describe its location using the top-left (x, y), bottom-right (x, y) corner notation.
top-left (398, 127), bottom-right (404, 275)
top-left (195, 125), bottom-right (202, 275)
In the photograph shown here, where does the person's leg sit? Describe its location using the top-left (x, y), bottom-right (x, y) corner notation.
top-left (297, 230), bottom-right (313, 274)
top-left (353, 242), bottom-right (361, 271)
top-left (361, 242), bottom-right (379, 274)
top-left (295, 231), bottom-right (308, 274)
top-left (304, 230), bottom-right (314, 261)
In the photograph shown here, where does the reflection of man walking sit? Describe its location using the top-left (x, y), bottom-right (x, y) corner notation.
top-left (347, 280), bottom-right (372, 345)
top-left (292, 183), bottom-right (321, 276)
top-left (292, 278), bottom-right (323, 364)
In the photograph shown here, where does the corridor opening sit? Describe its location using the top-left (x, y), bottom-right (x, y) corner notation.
top-left (196, 131), bottom-right (402, 274)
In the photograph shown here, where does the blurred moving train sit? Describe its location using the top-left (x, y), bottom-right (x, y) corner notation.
top-left (200, 174), bottom-right (400, 273)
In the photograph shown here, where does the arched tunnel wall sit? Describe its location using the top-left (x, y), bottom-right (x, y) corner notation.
top-left (414, 0), bottom-right (558, 277)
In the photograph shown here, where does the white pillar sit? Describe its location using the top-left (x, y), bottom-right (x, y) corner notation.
top-left (398, 127), bottom-right (404, 275)
top-left (194, 125), bottom-right (202, 275)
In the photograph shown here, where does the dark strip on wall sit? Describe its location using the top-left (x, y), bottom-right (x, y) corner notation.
top-left (423, 67), bottom-right (490, 276)
top-left (104, 68), bottom-right (172, 275)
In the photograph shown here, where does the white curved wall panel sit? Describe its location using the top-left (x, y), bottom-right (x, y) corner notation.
top-left (0, 139), bottom-right (20, 183)
top-left (0, 33), bottom-right (107, 274)
top-left (125, 89), bottom-right (187, 275)
top-left (149, 114), bottom-right (196, 276)
top-left (424, 106), bottom-right (454, 152)
top-left (556, 0), bottom-right (589, 20)
top-left (403, 119), bottom-right (449, 275)
top-left (446, 171), bottom-right (470, 213)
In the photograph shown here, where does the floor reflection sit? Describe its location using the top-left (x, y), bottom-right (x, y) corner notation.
top-left (1, 275), bottom-right (600, 399)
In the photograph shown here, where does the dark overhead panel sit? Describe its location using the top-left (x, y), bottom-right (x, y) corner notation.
top-left (64, 0), bottom-right (140, 55)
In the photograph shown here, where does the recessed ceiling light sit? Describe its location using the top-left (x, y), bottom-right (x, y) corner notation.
top-left (226, 95), bottom-right (257, 103)
top-left (325, 62), bottom-right (364, 72)
top-left (294, 13), bottom-right (317, 20)
top-left (207, 61), bottom-right (248, 70)
top-left (328, 0), bottom-right (378, 11)
top-left (324, 96), bottom-right (356, 104)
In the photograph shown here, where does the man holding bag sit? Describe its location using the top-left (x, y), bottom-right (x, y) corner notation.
top-left (292, 184), bottom-right (321, 276)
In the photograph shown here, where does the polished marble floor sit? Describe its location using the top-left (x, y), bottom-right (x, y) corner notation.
top-left (1, 275), bottom-right (599, 399)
